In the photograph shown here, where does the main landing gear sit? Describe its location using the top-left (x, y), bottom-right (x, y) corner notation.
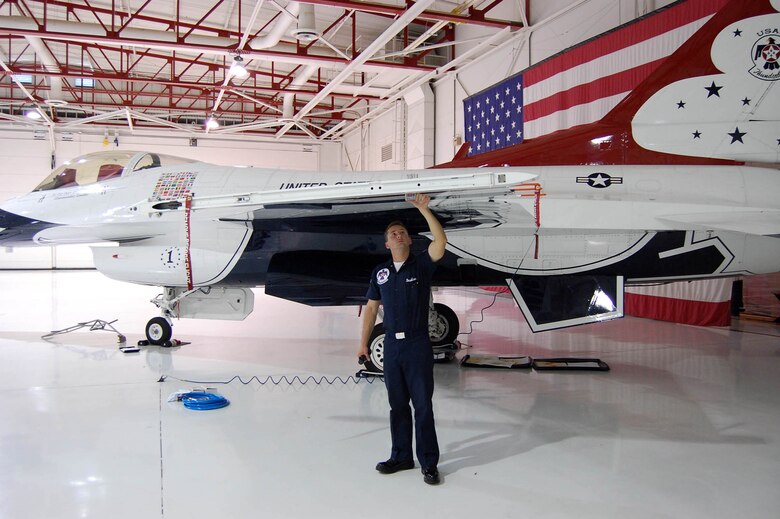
top-left (363, 302), bottom-right (460, 374)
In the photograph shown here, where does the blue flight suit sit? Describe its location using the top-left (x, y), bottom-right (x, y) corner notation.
top-left (366, 251), bottom-right (440, 470)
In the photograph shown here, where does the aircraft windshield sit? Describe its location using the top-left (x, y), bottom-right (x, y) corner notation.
top-left (33, 150), bottom-right (195, 192)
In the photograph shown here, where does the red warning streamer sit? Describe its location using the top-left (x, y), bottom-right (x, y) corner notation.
top-left (184, 195), bottom-right (194, 291)
top-left (514, 183), bottom-right (545, 259)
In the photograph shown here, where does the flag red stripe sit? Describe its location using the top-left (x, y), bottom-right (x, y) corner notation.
top-left (625, 293), bottom-right (731, 326)
top-left (524, 59), bottom-right (663, 122)
top-left (524, 0), bottom-right (727, 86)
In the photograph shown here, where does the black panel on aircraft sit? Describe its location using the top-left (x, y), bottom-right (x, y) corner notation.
top-left (508, 275), bottom-right (623, 332)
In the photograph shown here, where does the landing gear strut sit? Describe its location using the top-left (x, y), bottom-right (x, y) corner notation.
top-left (140, 286), bottom-right (254, 347)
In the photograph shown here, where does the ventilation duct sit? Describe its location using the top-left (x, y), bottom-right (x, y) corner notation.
top-left (249, 2), bottom-right (301, 49)
top-left (291, 4), bottom-right (319, 42)
top-left (281, 64), bottom-right (319, 119)
top-left (25, 36), bottom-right (66, 106)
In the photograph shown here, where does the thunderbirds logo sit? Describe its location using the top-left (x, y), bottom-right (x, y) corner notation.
top-left (750, 30), bottom-right (780, 81)
top-left (376, 268), bottom-right (390, 285)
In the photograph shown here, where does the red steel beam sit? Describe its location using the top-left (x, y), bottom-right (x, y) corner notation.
top-left (180, 0), bottom-right (230, 40)
top-left (294, 0), bottom-right (523, 29)
top-left (0, 26), bottom-right (435, 71)
top-left (14, 0), bottom-right (520, 37)
top-left (0, 67), bottom-right (382, 102)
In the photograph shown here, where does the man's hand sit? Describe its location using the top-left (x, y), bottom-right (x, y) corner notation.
top-left (409, 193), bottom-right (431, 210)
top-left (357, 344), bottom-right (369, 363)
top-left (359, 299), bottom-right (380, 364)
top-left (408, 193), bottom-right (447, 262)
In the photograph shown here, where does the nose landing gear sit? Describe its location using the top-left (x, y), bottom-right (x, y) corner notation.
top-left (139, 286), bottom-right (196, 347)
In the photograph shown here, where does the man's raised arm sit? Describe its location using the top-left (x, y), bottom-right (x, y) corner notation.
top-left (410, 193), bottom-right (447, 262)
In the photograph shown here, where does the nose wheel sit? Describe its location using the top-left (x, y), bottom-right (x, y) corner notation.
top-left (145, 317), bottom-right (172, 345)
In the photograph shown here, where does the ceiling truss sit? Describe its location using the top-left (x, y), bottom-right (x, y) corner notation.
top-left (0, 0), bottom-right (526, 141)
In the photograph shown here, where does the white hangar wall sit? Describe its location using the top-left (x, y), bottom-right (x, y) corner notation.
top-left (0, 128), bottom-right (341, 269)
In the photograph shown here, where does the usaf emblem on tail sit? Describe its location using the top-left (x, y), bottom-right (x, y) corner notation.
top-left (750, 31), bottom-right (780, 80)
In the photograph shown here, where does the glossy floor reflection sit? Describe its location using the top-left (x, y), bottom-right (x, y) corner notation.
top-left (1, 271), bottom-right (779, 519)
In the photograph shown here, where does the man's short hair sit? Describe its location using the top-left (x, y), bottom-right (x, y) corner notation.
top-left (384, 220), bottom-right (407, 241)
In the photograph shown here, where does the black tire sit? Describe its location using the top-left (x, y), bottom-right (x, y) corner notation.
top-left (429, 303), bottom-right (459, 346)
top-left (145, 317), bottom-right (172, 345)
top-left (366, 323), bottom-right (386, 372)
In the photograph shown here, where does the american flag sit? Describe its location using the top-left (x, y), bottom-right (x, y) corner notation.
top-left (464, 0), bottom-right (725, 156)
top-left (463, 74), bottom-right (523, 157)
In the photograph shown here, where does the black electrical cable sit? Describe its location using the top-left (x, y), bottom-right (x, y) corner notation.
top-left (458, 287), bottom-right (503, 336)
top-left (159, 373), bottom-right (380, 386)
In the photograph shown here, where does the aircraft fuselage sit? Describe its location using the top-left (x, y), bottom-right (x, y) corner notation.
top-left (1, 154), bottom-right (778, 309)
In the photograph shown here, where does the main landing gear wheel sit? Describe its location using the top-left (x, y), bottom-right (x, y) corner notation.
top-left (366, 323), bottom-right (386, 372)
top-left (145, 317), bottom-right (172, 346)
top-left (430, 303), bottom-right (459, 347)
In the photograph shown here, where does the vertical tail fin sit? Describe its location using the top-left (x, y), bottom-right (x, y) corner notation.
top-left (611, 0), bottom-right (780, 163)
top-left (442, 0), bottom-right (779, 168)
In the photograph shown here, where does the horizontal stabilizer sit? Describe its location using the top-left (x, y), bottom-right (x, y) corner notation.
top-left (507, 275), bottom-right (624, 332)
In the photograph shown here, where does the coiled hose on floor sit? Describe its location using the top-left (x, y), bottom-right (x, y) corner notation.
top-left (180, 391), bottom-right (230, 410)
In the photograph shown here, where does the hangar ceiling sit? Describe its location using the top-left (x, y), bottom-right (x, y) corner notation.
top-left (0, 0), bottom-right (527, 141)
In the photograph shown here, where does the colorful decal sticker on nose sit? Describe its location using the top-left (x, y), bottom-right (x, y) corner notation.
top-left (152, 171), bottom-right (197, 201)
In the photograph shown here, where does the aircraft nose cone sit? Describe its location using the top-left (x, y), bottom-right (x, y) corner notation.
top-left (0, 207), bottom-right (51, 245)
top-left (0, 208), bottom-right (12, 232)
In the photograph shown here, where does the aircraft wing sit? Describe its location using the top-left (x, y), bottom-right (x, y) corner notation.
top-left (144, 168), bottom-right (537, 220)
top-left (657, 210), bottom-right (780, 236)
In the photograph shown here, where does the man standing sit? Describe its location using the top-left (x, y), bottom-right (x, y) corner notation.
top-left (358, 193), bottom-right (447, 486)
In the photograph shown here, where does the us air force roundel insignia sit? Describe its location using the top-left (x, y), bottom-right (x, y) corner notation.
top-left (576, 172), bottom-right (623, 188)
top-left (377, 268), bottom-right (390, 285)
top-left (750, 32), bottom-right (780, 81)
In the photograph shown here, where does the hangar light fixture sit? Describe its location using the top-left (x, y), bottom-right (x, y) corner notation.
top-left (24, 107), bottom-right (42, 120)
top-left (205, 114), bottom-right (220, 130)
top-left (229, 54), bottom-right (249, 80)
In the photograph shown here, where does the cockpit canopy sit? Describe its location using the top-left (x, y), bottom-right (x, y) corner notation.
top-left (33, 151), bottom-right (196, 192)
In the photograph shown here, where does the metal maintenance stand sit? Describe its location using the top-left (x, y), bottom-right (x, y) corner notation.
top-left (42, 319), bottom-right (127, 344)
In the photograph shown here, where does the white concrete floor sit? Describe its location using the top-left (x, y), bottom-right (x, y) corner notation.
top-left (1, 270), bottom-right (779, 519)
